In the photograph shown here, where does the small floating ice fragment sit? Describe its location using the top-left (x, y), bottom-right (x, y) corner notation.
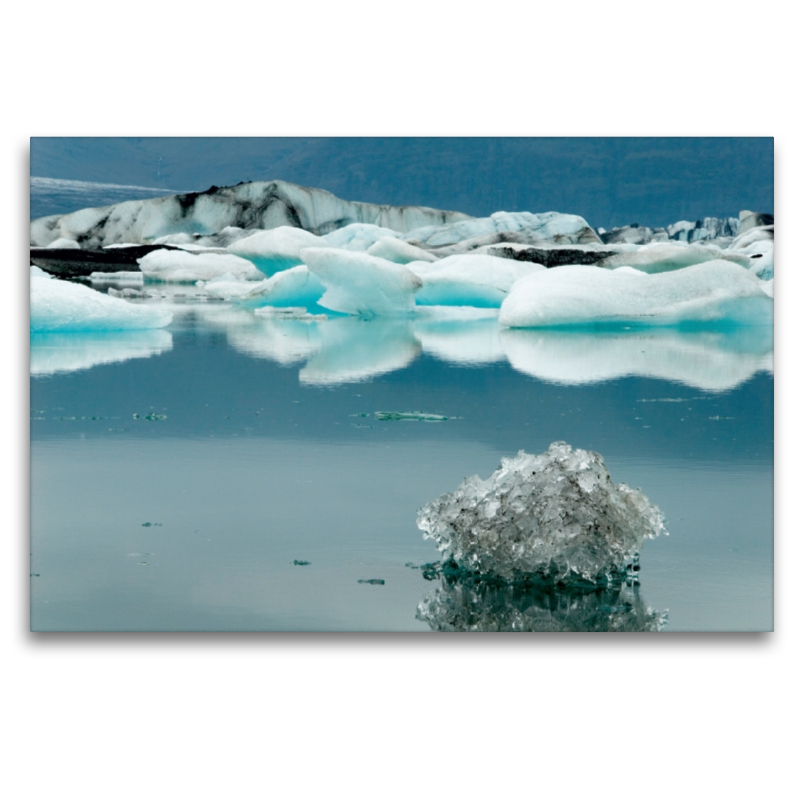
top-left (374, 411), bottom-right (451, 422)
top-left (417, 442), bottom-right (666, 587)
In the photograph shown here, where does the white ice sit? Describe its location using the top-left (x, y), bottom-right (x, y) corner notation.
top-left (227, 226), bottom-right (324, 274)
top-left (320, 223), bottom-right (401, 251)
top-left (30, 180), bottom-right (470, 248)
top-left (405, 211), bottom-right (598, 249)
top-left (300, 247), bottom-right (421, 318)
top-left (44, 237), bottom-right (81, 249)
top-left (366, 236), bottom-right (437, 264)
top-left (596, 242), bottom-right (748, 273)
top-left (499, 260), bottom-right (774, 328)
top-left (31, 268), bottom-right (173, 332)
top-left (137, 249), bottom-right (265, 283)
top-left (410, 253), bottom-right (545, 307)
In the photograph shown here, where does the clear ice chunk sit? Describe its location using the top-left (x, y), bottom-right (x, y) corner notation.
top-left (417, 442), bottom-right (666, 587)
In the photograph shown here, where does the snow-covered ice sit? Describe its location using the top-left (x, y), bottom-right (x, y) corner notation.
top-left (417, 442), bottom-right (666, 586)
top-left (137, 249), bottom-right (265, 283)
top-left (30, 268), bottom-right (173, 332)
top-left (499, 261), bottom-right (773, 328)
top-left (300, 247), bottom-right (421, 318)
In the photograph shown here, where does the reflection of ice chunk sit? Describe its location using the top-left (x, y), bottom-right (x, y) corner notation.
top-left (501, 327), bottom-right (774, 392)
top-left (366, 237), bottom-right (437, 264)
top-left (299, 318), bottom-right (419, 385)
top-left (417, 575), bottom-right (666, 632)
top-left (500, 261), bottom-right (773, 328)
top-left (138, 250), bottom-right (265, 282)
top-left (31, 270), bottom-right (172, 332)
top-left (31, 330), bottom-right (173, 375)
top-left (227, 226), bottom-right (324, 275)
top-left (412, 254), bottom-right (544, 307)
top-left (240, 265), bottom-right (325, 307)
top-left (414, 310), bottom-right (505, 365)
top-left (192, 305), bottom-right (324, 365)
top-left (417, 442), bottom-right (666, 586)
top-left (301, 247), bottom-right (421, 318)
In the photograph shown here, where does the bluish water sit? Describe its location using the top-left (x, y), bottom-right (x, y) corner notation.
top-left (30, 301), bottom-right (773, 631)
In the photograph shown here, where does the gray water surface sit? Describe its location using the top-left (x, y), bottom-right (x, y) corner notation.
top-left (30, 309), bottom-right (773, 631)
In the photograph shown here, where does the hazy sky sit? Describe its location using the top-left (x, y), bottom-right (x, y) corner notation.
top-left (30, 137), bottom-right (773, 229)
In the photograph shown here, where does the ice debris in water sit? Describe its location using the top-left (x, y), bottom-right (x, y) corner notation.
top-left (374, 411), bottom-right (451, 422)
top-left (417, 442), bottom-right (666, 587)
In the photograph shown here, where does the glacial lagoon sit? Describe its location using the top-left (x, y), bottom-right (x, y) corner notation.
top-left (30, 299), bottom-right (773, 631)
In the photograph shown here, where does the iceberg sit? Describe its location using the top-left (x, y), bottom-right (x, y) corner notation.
top-left (201, 273), bottom-right (262, 300)
top-left (366, 236), bottom-right (437, 264)
top-left (596, 242), bottom-right (749, 273)
top-left (417, 442), bottom-right (666, 587)
top-left (30, 329), bottom-right (173, 375)
top-left (499, 261), bottom-right (773, 328)
top-left (227, 226), bottom-right (324, 275)
top-left (30, 269), bottom-right (172, 332)
top-left (411, 254), bottom-right (545, 307)
top-left (321, 223), bottom-right (402, 251)
top-left (300, 247), bottom-right (421, 318)
top-left (30, 180), bottom-right (470, 248)
top-left (405, 211), bottom-right (601, 250)
top-left (239, 265), bottom-right (325, 308)
top-left (137, 249), bottom-right (265, 283)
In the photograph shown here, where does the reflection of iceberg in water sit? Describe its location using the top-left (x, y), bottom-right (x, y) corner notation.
top-left (30, 330), bottom-right (173, 376)
top-left (413, 309), bottom-right (505, 365)
top-left (417, 571), bottom-right (666, 632)
top-left (501, 326), bottom-right (773, 392)
top-left (299, 318), bottom-right (420, 385)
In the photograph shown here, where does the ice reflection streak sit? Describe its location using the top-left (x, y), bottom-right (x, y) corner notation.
top-left (30, 329), bottom-right (174, 376)
top-left (195, 303), bottom-right (773, 392)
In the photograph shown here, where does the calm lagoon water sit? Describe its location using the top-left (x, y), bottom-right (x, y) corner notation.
top-left (30, 300), bottom-right (774, 631)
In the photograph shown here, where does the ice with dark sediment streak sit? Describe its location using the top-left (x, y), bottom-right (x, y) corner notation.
top-left (417, 442), bottom-right (666, 587)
